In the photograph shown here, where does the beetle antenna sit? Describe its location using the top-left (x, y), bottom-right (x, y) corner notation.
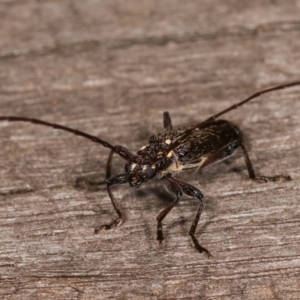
top-left (165, 80), bottom-right (300, 155)
top-left (0, 116), bottom-right (134, 162)
top-left (200, 80), bottom-right (300, 127)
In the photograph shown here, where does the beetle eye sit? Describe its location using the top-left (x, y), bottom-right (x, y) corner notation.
top-left (144, 165), bottom-right (156, 178)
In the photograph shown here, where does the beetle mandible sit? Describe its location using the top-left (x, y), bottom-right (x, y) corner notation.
top-left (1, 80), bottom-right (300, 257)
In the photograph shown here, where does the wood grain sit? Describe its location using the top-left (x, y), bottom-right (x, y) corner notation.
top-left (0, 1), bottom-right (300, 299)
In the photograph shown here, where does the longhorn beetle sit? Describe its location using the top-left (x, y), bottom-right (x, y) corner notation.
top-left (1, 81), bottom-right (300, 257)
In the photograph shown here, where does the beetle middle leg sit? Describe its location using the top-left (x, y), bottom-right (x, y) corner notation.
top-left (240, 143), bottom-right (291, 182)
top-left (158, 175), bottom-right (182, 243)
top-left (160, 174), bottom-right (212, 257)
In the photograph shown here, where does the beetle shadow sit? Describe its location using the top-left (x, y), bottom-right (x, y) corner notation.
top-left (74, 174), bottom-right (106, 191)
top-left (135, 183), bottom-right (174, 206)
top-left (195, 148), bottom-right (250, 186)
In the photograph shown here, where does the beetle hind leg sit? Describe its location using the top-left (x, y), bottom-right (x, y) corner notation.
top-left (253, 174), bottom-right (291, 183)
top-left (240, 143), bottom-right (291, 182)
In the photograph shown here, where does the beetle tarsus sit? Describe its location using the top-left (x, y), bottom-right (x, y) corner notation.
top-left (254, 174), bottom-right (291, 183)
top-left (157, 222), bottom-right (164, 244)
top-left (240, 143), bottom-right (292, 183)
top-left (190, 234), bottom-right (212, 258)
top-left (95, 218), bottom-right (123, 233)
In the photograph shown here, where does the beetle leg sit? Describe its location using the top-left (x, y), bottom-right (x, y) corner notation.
top-left (240, 143), bottom-right (291, 182)
top-left (171, 177), bottom-right (212, 258)
top-left (163, 111), bottom-right (173, 130)
top-left (158, 175), bottom-right (183, 243)
top-left (105, 149), bottom-right (114, 179)
top-left (160, 175), bottom-right (211, 257)
top-left (95, 173), bottom-right (128, 233)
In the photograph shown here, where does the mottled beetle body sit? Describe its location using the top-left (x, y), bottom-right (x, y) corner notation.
top-left (136, 119), bottom-right (240, 177)
top-left (162, 120), bottom-right (240, 174)
top-left (1, 81), bottom-right (300, 257)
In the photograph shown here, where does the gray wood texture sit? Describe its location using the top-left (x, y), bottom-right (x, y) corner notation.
top-left (0, 1), bottom-right (300, 299)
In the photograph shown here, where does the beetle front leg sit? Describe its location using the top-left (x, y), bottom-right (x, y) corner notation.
top-left (240, 143), bottom-right (291, 182)
top-left (94, 173), bottom-right (128, 233)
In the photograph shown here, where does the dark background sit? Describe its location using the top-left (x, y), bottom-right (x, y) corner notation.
top-left (0, 1), bottom-right (300, 299)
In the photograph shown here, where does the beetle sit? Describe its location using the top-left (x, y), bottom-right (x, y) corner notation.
top-left (1, 80), bottom-right (299, 257)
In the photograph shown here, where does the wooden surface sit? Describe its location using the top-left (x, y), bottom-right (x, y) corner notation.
top-left (0, 1), bottom-right (300, 299)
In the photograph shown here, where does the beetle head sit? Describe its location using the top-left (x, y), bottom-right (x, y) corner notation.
top-left (125, 162), bottom-right (157, 188)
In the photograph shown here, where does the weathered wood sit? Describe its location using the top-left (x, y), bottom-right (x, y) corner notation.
top-left (0, 1), bottom-right (300, 299)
